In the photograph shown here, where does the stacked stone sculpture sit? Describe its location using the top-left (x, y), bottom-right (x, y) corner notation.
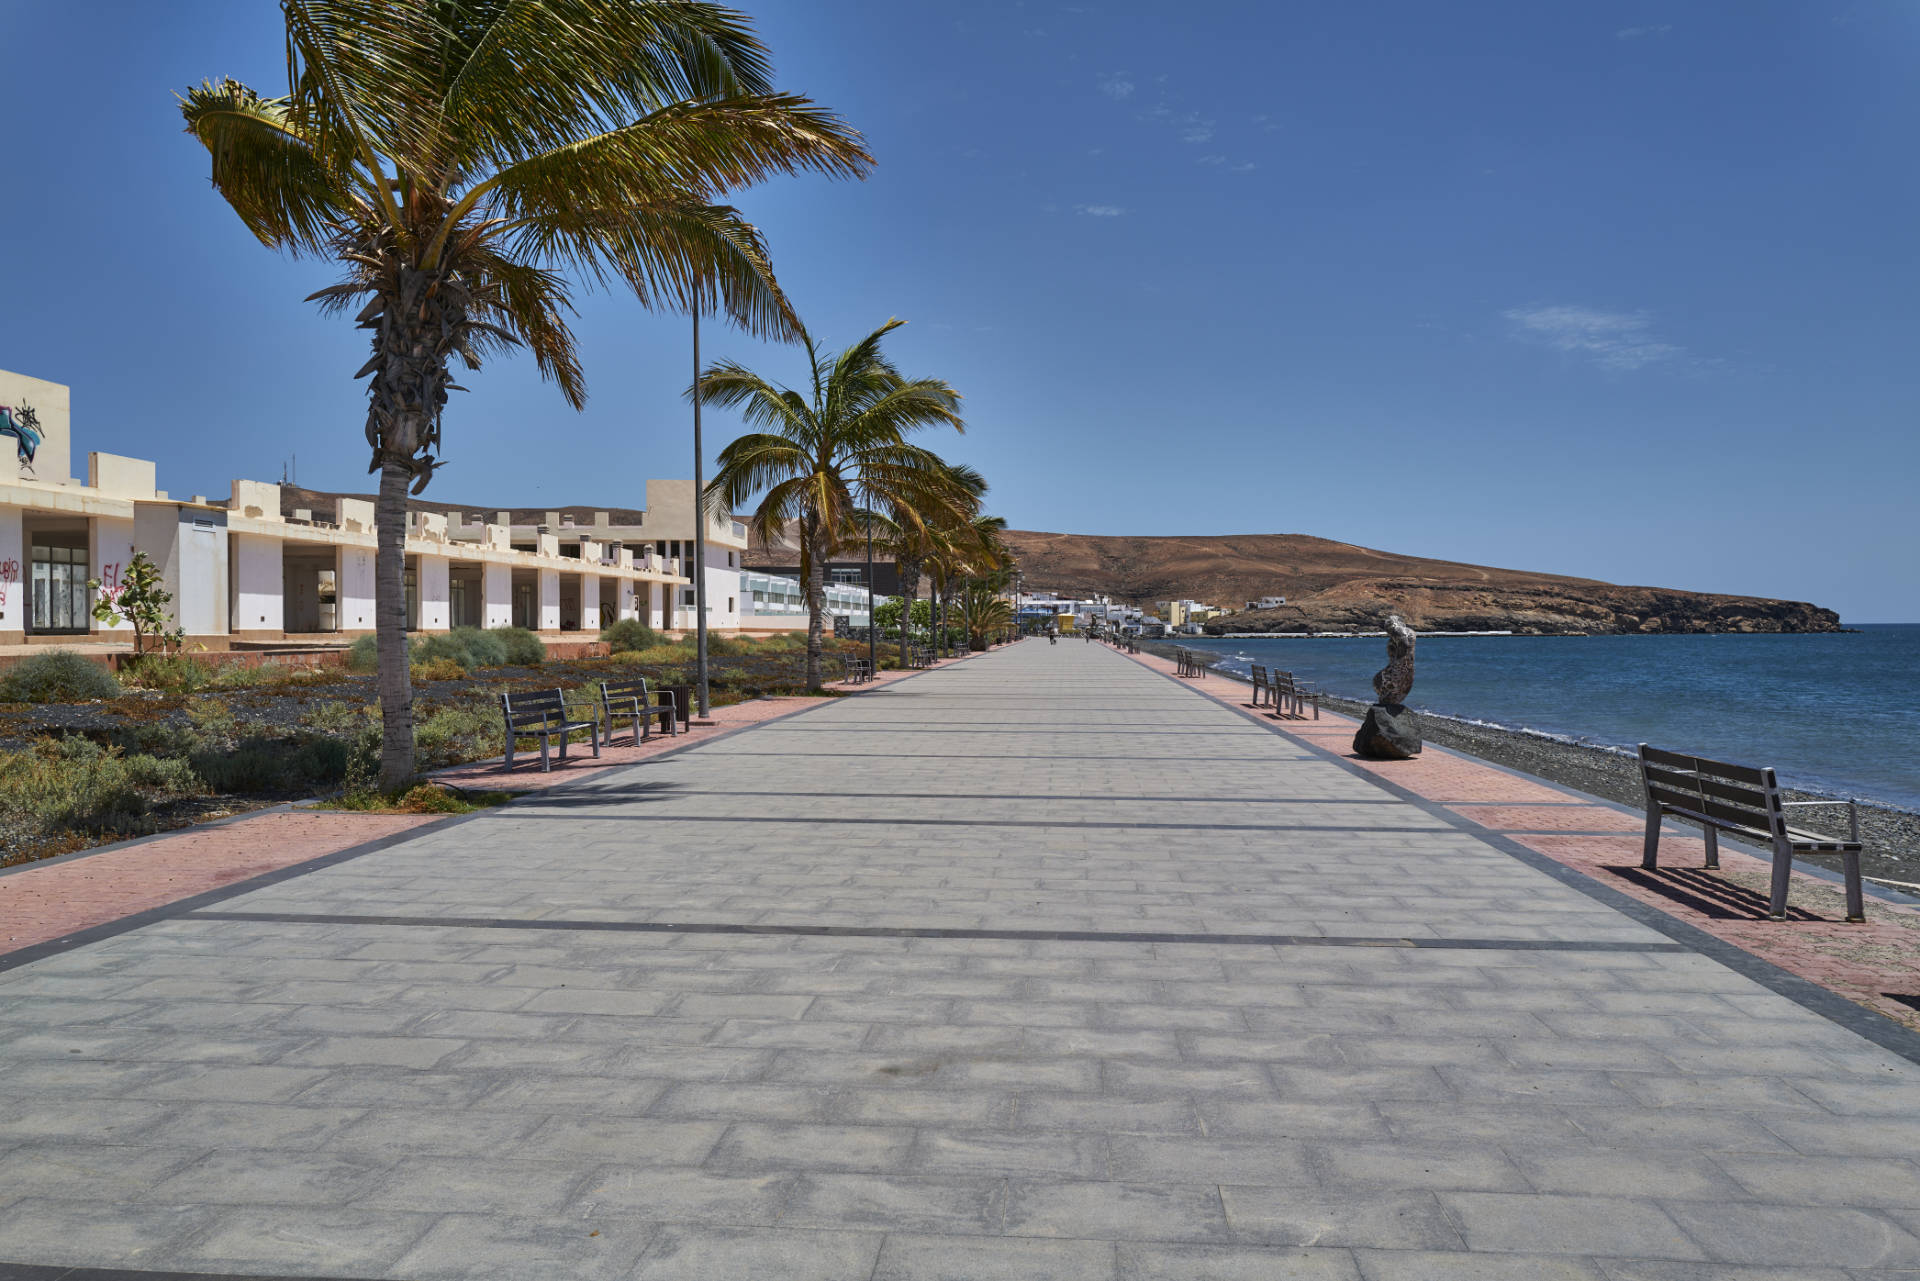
top-left (1353, 614), bottom-right (1422, 759)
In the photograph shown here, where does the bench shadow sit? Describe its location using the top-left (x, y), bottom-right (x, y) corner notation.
top-left (1604, 865), bottom-right (1823, 922)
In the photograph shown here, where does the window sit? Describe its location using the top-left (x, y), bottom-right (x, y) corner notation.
top-left (683, 588), bottom-right (696, 606)
top-left (830, 568), bottom-right (862, 584)
top-left (30, 543), bottom-right (90, 632)
top-left (728, 597), bottom-right (735, 613)
top-left (728, 551), bottom-right (735, 567)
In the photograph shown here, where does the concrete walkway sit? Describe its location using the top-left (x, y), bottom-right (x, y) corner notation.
top-left (3, 641), bottom-right (1920, 1279)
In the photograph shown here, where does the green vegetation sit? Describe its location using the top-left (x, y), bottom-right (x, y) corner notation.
top-left (493, 627), bottom-right (547, 666)
top-left (87, 551), bottom-right (183, 656)
top-left (0, 738), bottom-right (199, 847)
top-left (600, 619), bottom-right (660, 653)
top-left (0, 651), bottom-right (123, 704)
top-left (332, 784), bottom-right (512, 816)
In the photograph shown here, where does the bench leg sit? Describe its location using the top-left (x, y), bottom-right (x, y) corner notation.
top-left (1702, 825), bottom-right (1720, 871)
top-left (1640, 806), bottom-right (1662, 870)
top-left (539, 737), bottom-right (550, 772)
top-left (1767, 838), bottom-right (1794, 921)
top-left (1842, 847), bottom-right (1866, 923)
top-left (590, 729), bottom-right (601, 760)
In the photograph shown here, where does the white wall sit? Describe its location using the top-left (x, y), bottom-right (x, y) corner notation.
top-left (90, 515), bottom-right (136, 634)
top-left (483, 562), bottom-right (512, 627)
top-left (176, 516), bottom-right (228, 636)
top-left (580, 571), bottom-right (601, 630)
top-left (231, 532), bottom-right (281, 633)
top-left (338, 545), bottom-right (375, 632)
top-left (617, 578), bottom-right (636, 621)
top-left (0, 508), bottom-right (21, 638)
top-left (418, 554), bottom-right (450, 631)
top-left (538, 567), bottom-right (560, 631)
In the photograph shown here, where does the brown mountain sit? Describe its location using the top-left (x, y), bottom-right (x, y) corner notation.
top-left (999, 530), bottom-right (1841, 635)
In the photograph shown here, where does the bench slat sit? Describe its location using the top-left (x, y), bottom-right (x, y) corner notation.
top-left (1641, 765), bottom-right (1771, 811)
top-left (1640, 745), bottom-right (1771, 787)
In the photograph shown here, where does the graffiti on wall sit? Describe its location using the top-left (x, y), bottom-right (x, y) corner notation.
top-left (0, 402), bottom-right (42, 475)
top-left (0, 557), bottom-right (16, 610)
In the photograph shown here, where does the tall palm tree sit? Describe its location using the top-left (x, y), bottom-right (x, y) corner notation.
top-left (702, 319), bottom-right (971, 688)
top-left (180, 0), bottom-right (870, 789)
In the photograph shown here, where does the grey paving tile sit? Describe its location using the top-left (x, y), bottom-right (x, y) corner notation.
top-left (1006, 1178), bottom-right (1232, 1243)
top-left (0, 1198), bottom-right (217, 1267)
top-left (706, 1120), bottom-right (914, 1172)
top-left (167, 1206), bottom-right (437, 1275)
top-left (1661, 1203), bottom-right (1920, 1268)
top-left (1119, 1241), bottom-right (1362, 1279)
top-left (1221, 1186), bottom-right (1462, 1250)
top-left (352, 1155), bottom-right (586, 1213)
top-left (1442, 1192), bottom-right (1706, 1259)
top-left (1355, 1249), bottom-right (1610, 1280)
top-left (144, 1148), bottom-right (390, 1206)
top-left (630, 1224), bottom-right (883, 1280)
top-left (873, 1232), bottom-right (1118, 1280)
top-left (572, 1165), bottom-right (794, 1223)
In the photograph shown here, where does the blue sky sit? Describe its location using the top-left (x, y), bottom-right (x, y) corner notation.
top-left (1, 1), bottom-right (1915, 621)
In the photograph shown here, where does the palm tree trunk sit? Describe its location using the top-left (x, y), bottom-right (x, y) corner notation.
top-left (804, 520), bottom-right (826, 691)
top-left (374, 461), bottom-right (415, 791)
top-left (897, 558), bottom-right (920, 669)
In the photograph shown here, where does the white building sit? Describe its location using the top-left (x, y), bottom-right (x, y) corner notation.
top-left (1, 368), bottom-right (702, 647)
top-left (740, 570), bottom-right (877, 629)
top-left (1015, 591), bottom-right (1141, 632)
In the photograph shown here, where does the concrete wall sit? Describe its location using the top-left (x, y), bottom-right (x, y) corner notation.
top-left (175, 511), bottom-right (229, 637)
top-left (231, 532), bottom-right (281, 635)
top-left (337, 545), bottom-right (375, 632)
top-left (0, 369), bottom-right (71, 485)
top-left (91, 515), bottom-right (137, 634)
top-left (0, 507), bottom-right (22, 642)
top-left (617, 577), bottom-right (636, 621)
top-left (483, 562), bottom-right (512, 628)
top-left (417, 554), bottom-right (450, 631)
top-left (538, 568), bottom-right (560, 631)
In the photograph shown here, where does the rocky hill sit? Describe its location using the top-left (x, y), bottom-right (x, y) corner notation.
top-left (999, 530), bottom-right (1841, 635)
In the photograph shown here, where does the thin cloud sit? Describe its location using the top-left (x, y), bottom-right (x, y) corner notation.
top-left (1615, 24), bottom-right (1672, 38)
top-left (1098, 74), bottom-right (1134, 99)
top-left (1503, 305), bottom-right (1683, 371)
top-left (1076, 204), bottom-right (1127, 217)
top-left (1232, 161), bottom-right (1257, 173)
top-left (1198, 154), bottom-right (1227, 166)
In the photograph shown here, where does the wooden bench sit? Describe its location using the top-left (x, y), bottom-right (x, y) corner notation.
top-left (1175, 649), bottom-right (1208, 678)
top-left (1266, 670), bottom-right (1319, 721)
top-left (1246, 664), bottom-right (1273, 708)
top-left (501, 688), bottom-right (601, 772)
top-left (598, 677), bottom-right (677, 747)
top-left (843, 656), bottom-right (872, 684)
top-left (1638, 744), bottom-right (1864, 922)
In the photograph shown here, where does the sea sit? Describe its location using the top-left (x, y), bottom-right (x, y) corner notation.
top-left (1185, 624), bottom-right (1920, 812)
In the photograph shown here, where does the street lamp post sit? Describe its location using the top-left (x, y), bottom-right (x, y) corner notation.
top-left (690, 309), bottom-right (711, 721)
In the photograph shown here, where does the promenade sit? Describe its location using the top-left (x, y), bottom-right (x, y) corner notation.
top-left (3, 641), bottom-right (1920, 1279)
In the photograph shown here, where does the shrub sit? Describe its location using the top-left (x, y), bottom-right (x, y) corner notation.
top-left (491, 626), bottom-right (546, 665)
top-left (599, 619), bottom-right (661, 653)
top-left (122, 753), bottom-right (201, 793)
top-left (0, 651), bottom-right (123, 703)
top-left (345, 633), bottom-right (393, 673)
top-left (412, 655), bottom-right (467, 682)
top-left (415, 697), bottom-right (504, 768)
top-left (111, 722), bottom-right (201, 759)
top-left (190, 737), bottom-right (290, 793)
top-left (411, 633), bottom-right (474, 671)
top-left (449, 626), bottom-right (509, 668)
top-left (300, 701), bottom-right (366, 735)
top-left (604, 644), bottom-right (689, 668)
top-left (122, 655), bottom-right (213, 694)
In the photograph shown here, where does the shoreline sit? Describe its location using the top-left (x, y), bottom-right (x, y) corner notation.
top-left (1315, 690), bottom-right (1920, 889)
top-left (1166, 653), bottom-right (1920, 888)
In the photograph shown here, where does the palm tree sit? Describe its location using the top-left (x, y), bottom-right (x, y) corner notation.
top-left (872, 462), bottom-right (985, 665)
top-left (179, 0), bottom-right (870, 789)
top-left (958, 583), bottom-right (1014, 650)
top-left (930, 511), bottom-right (1009, 656)
top-left (702, 319), bottom-right (971, 689)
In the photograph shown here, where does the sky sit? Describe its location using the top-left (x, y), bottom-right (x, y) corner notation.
top-left (1, 1), bottom-right (1915, 622)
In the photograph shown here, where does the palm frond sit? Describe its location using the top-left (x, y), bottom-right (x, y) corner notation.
top-left (179, 80), bottom-right (356, 254)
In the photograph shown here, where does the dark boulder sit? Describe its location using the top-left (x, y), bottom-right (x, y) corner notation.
top-left (1353, 703), bottom-right (1421, 759)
